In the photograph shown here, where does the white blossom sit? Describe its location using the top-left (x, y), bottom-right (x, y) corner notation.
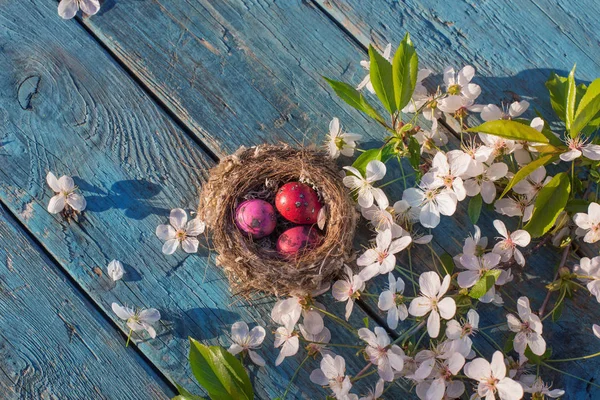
top-left (415, 120), bottom-right (448, 155)
top-left (416, 352), bottom-right (466, 400)
top-left (156, 208), bottom-right (205, 254)
top-left (494, 196), bottom-right (533, 222)
top-left (457, 252), bottom-right (502, 290)
top-left (463, 162), bottom-right (508, 204)
top-left (46, 172), bottom-right (87, 214)
top-left (478, 134), bottom-right (517, 161)
top-left (426, 151), bottom-right (470, 201)
top-left (358, 327), bottom-right (405, 381)
top-left (378, 273), bottom-right (408, 329)
top-left (271, 296), bottom-right (324, 335)
top-left (443, 65), bottom-right (481, 101)
top-left (492, 220), bottom-right (531, 266)
top-left (409, 272), bottom-right (456, 338)
top-left (573, 202), bottom-right (600, 243)
top-left (520, 375), bottom-right (564, 398)
top-left (326, 118), bottom-right (362, 159)
top-left (107, 259), bottom-right (124, 281)
top-left (58, 0), bottom-right (100, 19)
top-left (560, 134), bottom-right (600, 162)
top-left (403, 175), bottom-right (458, 229)
top-left (446, 309), bottom-right (479, 358)
top-left (480, 101), bottom-right (529, 122)
top-left (512, 166), bottom-right (550, 200)
top-left (343, 161), bottom-right (388, 209)
top-left (299, 324), bottom-right (332, 357)
top-left (573, 256), bottom-right (600, 302)
top-left (358, 229), bottom-right (412, 281)
top-left (359, 379), bottom-right (384, 400)
top-left (506, 296), bottom-right (546, 356)
top-left (310, 354), bottom-right (353, 399)
top-left (274, 317), bottom-right (299, 366)
top-left (332, 266), bottom-right (365, 320)
top-left (228, 321), bottom-right (266, 366)
top-left (464, 351), bottom-right (523, 400)
top-left (112, 302), bottom-right (161, 339)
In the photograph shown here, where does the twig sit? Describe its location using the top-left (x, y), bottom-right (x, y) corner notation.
top-left (539, 244), bottom-right (570, 316)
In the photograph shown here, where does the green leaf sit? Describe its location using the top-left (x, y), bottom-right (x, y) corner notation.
top-left (552, 296), bottom-right (565, 322)
top-left (173, 383), bottom-right (206, 400)
top-left (546, 72), bottom-right (569, 122)
top-left (324, 78), bottom-right (386, 125)
top-left (499, 154), bottom-right (559, 199)
top-left (565, 64), bottom-right (577, 133)
top-left (524, 172), bottom-right (571, 238)
top-left (408, 136), bottom-right (421, 170)
top-left (565, 198), bottom-right (590, 214)
top-left (188, 338), bottom-right (253, 400)
top-left (351, 148), bottom-right (382, 176)
top-left (392, 33), bottom-right (419, 112)
top-left (380, 142), bottom-right (397, 163)
top-left (469, 269), bottom-right (502, 299)
top-left (524, 347), bottom-right (552, 365)
top-left (572, 78), bottom-right (600, 136)
top-left (369, 45), bottom-right (396, 114)
top-left (440, 253), bottom-right (455, 276)
top-left (363, 317), bottom-right (369, 329)
top-left (504, 333), bottom-right (516, 353)
top-left (518, 115), bottom-right (564, 147)
top-left (466, 120), bottom-right (549, 143)
top-left (468, 194), bottom-right (482, 224)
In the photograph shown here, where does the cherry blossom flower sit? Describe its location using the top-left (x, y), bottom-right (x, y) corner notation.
top-left (426, 151), bottom-right (470, 201)
top-left (357, 44), bottom-right (392, 94)
top-left (560, 134), bottom-right (600, 162)
top-left (463, 162), bottom-right (508, 204)
top-left (46, 172), bottom-right (87, 214)
top-left (480, 101), bottom-right (529, 122)
top-left (403, 175), bottom-right (458, 229)
top-left (156, 208), bottom-right (205, 255)
top-left (520, 376), bottom-right (564, 398)
top-left (446, 309), bottom-right (479, 358)
top-left (332, 266), bottom-right (365, 320)
top-left (228, 321), bottom-right (266, 366)
top-left (112, 302), bottom-right (161, 339)
top-left (299, 324), bottom-right (332, 357)
top-left (415, 120), bottom-right (449, 155)
top-left (310, 354), bottom-right (353, 399)
top-left (573, 256), bottom-right (600, 302)
top-left (409, 272), bottom-right (456, 338)
top-left (358, 327), bottom-right (405, 381)
top-left (443, 65), bottom-right (481, 101)
top-left (455, 226), bottom-right (487, 264)
top-left (107, 259), bottom-right (124, 281)
top-left (274, 317), bottom-right (299, 366)
top-left (416, 352), bottom-right (466, 400)
top-left (437, 95), bottom-right (465, 115)
top-left (573, 202), bottom-right (600, 243)
top-left (494, 196), bottom-right (534, 222)
top-left (457, 252), bottom-right (502, 290)
top-left (378, 273), bottom-right (408, 329)
top-left (478, 134), bottom-right (517, 161)
top-left (512, 166), bottom-right (550, 200)
top-left (359, 379), bottom-right (384, 400)
top-left (343, 161), bottom-right (388, 209)
top-left (361, 206), bottom-right (395, 232)
top-left (58, 0), bottom-right (100, 19)
top-left (326, 118), bottom-right (362, 159)
top-left (506, 296), bottom-right (546, 356)
top-left (464, 351), bottom-right (523, 400)
top-left (492, 220), bottom-right (531, 266)
top-left (358, 229), bottom-right (412, 280)
top-left (271, 294), bottom-right (325, 335)
top-left (394, 198), bottom-right (421, 225)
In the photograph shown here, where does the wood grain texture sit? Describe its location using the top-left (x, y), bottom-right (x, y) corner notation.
top-left (0, 205), bottom-right (173, 400)
top-left (0, 1), bottom-right (413, 398)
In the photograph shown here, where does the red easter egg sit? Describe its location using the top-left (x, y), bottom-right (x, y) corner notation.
top-left (275, 182), bottom-right (323, 224)
top-left (235, 199), bottom-right (276, 239)
top-left (276, 226), bottom-right (322, 256)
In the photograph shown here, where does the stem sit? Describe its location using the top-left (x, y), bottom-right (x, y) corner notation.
top-left (351, 367), bottom-right (377, 382)
top-left (352, 362), bottom-right (373, 381)
top-left (299, 338), bottom-right (362, 349)
top-left (479, 322), bottom-right (506, 331)
top-left (125, 328), bottom-right (133, 347)
top-left (312, 306), bottom-right (357, 334)
top-left (379, 176), bottom-right (406, 188)
top-left (394, 266), bottom-right (419, 287)
top-left (539, 244), bottom-right (570, 316)
top-left (541, 288), bottom-right (566, 321)
top-left (542, 362), bottom-right (600, 389)
top-left (392, 320), bottom-right (426, 346)
top-left (547, 351), bottom-right (600, 363)
top-left (398, 156), bottom-right (408, 189)
top-left (408, 248), bottom-right (417, 295)
top-left (281, 355), bottom-right (310, 400)
top-left (478, 330), bottom-right (503, 352)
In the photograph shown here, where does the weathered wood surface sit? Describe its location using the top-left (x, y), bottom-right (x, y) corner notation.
top-left (0, 205), bottom-right (173, 399)
top-left (0, 0), bottom-right (599, 398)
top-left (0, 1), bottom-right (413, 398)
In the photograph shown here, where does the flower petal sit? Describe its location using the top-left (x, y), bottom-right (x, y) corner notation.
top-left (169, 208), bottom-right (187, 230)
top-left (66, 193), bottom-right (86, 211)
top-left (162, 238), bottom-right (180, 255)
top-left (182, 237), bottom-right (199, 253)
top-left (48, 194), bottom-right (66, 214)
top-left (156, 224), bottom-right (176, 240)
top-left (46, 172), bottom-right (61, 192)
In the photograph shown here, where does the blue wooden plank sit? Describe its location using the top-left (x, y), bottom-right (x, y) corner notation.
top-left (0, 1), bottom-right (414, 398)
top-left (0, 205), bottom-right (173, 399)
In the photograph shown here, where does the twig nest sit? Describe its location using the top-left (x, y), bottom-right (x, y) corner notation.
top-left (198, 144), bottom-right (358, 297)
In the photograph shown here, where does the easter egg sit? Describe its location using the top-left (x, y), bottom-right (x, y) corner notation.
top-left (235, 199), bottom-right (276, 238)
top-left (275, 182), bottom-right (323, 224)
top-left (276, 226), bottom-right (322, 256)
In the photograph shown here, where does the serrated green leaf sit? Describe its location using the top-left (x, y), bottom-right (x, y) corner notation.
top-left (468, 194), bottom-right (482, 224)
top-left (324, 78), bottom-right (386, 125)
top-left (392, 33), bottom-right (419, 112)
top-left (469, 270), bottom-right (502, 299)
top-left (369, 45), bottom-right (396, 114)
top-left (351, 148), bottom-right (382, 176)
top-left (572, 78), bottom-right (600, 136)
top-left (500, 154), bottom-right (559, 199)
top-left (188, 338), bottom-right (253, 400)
top-left (173, 383), bottom-right (206, 400)
top-left (565, 64), bottom-right (577, 133)
top-left (466, 120), bottom-right (549, 143)
top-left (516, 116), bottom-right (564, 147)
top-left (380, 142), bottom-right (397, 163)
top-left (440, 253), bottom-right (455, 275)
top-left (546, 72), bottom-right (569, 123)
top-left (524, 172), bottom-right (571, 238)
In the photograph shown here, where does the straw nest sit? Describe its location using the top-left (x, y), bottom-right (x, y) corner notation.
top-left (197, 144), bottom-right (358, 297)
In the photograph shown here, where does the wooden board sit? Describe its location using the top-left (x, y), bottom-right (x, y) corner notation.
top-left (0, 1), bottom-right (414, 398)
top-left (0, 205), bottom-right (173, 399)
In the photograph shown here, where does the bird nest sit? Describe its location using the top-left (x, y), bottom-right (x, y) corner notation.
top-left (197, 144), bottom-right (358, 297)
